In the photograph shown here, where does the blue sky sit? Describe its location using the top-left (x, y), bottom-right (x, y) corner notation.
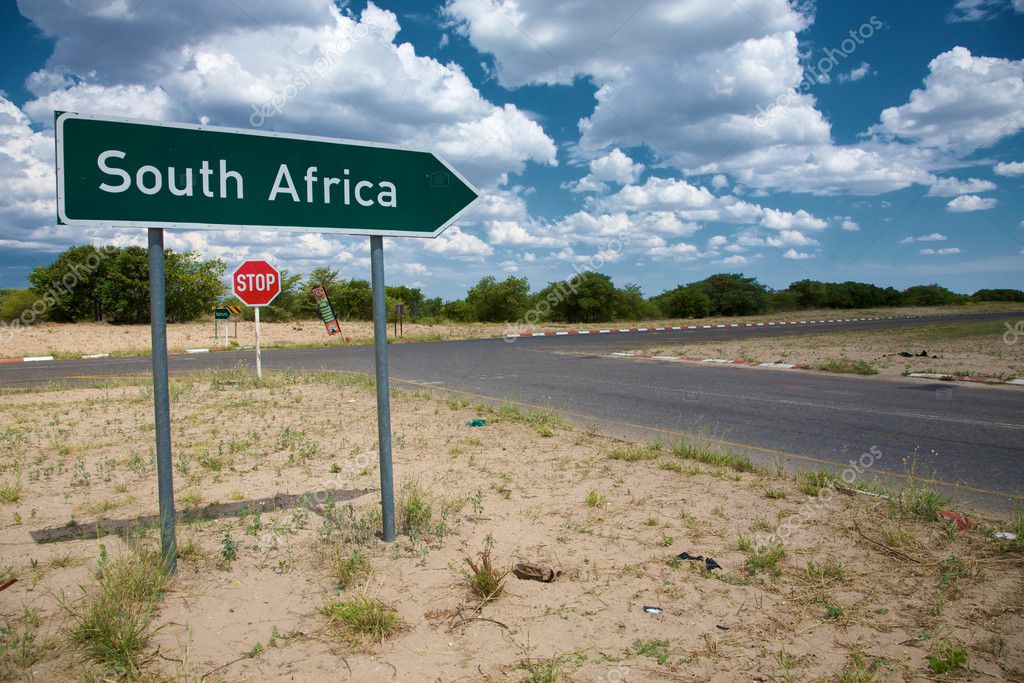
top-left (0, 0), bottom-right (1022, 299)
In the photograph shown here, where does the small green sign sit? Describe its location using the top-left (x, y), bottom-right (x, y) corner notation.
top-left (55, 112), bottom-right (479, 237)
top-left (214, 308), bottom-right (231, 320)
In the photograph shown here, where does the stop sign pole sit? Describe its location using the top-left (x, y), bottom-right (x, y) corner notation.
top-left (232, 261), bottom-right (281, 380)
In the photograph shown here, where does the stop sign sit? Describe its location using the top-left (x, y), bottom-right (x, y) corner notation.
top-left (232, 260), bottom-right (281, 306)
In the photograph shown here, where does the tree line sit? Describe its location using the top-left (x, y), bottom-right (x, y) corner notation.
top-left (2, 244), bottom-right (1022, 326)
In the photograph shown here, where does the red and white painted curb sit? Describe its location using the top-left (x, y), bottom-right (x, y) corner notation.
top-left (505, 315), bottom-right (899, 339)
top-left (610, 351), bottom-right (1022, 386)
top-left (0, 348), bottom-right (214, 363)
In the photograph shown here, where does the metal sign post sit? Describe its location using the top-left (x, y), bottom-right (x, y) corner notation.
top-left (370, 236), bottom-right (396, 542)
top-left (147, 228), bottom-right (176, 572)
top-left (254, 306), bottom-right (262, 380)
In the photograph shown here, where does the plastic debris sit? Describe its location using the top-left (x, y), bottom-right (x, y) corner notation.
top-left (994, 531), bottom-right (1018, 541)
top-left (675, 551), bottom-right (722, 571)
top-left (466, 419), bottom-right (487, 427)
top-left (643, 606), bottom-right (663, 615)
top-left (939, 510), bottom-right (972, 532)
top-left (513, 562), bottom-right (560, 583)
top-left (893, 350), bottom-right (938, 358)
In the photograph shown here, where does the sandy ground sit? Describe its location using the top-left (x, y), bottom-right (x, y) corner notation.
top-left (1, 370), bottom-right (1022, 681)
top-left (640, 319), bottom-right (1024, 380)
top-left (2, 302), bottom-right (1021, 359)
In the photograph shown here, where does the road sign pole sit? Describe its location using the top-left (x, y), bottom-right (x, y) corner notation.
top-left (370, 235), bottom-right (396, 543)
top-left (254, 306), bottom-right (262, 380)
top-left (147, 228), bottom-right (177, 574)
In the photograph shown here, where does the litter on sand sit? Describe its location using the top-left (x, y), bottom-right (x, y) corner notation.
top-left (643, 606), bottom-right (663, 615)
top-left (466, 419), bottom-right (487, 427)
top-left (512, 562), bottom-right (560, 583)
top-left (675, 551), bottom-right (722, 571)
top-left (891, 350), bottom-right (940, 358)
top-left (939, 510), bottom-right (972, 532)
top-left (994, 531), bottom-right (1018, 541)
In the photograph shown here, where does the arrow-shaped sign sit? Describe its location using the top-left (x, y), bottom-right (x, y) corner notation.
top-left (55, 112), bottom-right (479, 237)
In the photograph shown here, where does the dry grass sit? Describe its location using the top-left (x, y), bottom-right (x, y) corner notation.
top-left (0, 370), bottom-right (1021, 680)
top-left (641, 317), bottom-right (1024, 380)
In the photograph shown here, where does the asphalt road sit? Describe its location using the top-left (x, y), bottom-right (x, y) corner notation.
top-left (3, 310), bottom-right (1023, 512)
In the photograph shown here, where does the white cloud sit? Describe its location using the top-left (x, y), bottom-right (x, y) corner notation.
top-left (423, 226), bottom-right (493, 256)
top-left (707, 235), bottom-right (728, 248)
top-left (900, 233), bottom-right (948, 243)
top-left (486, 220), bottom-right (559, 247)
top-left (718, 254), bottom-right (748, 265)
top-left (871, 47), bottom-right (1024, 157)
top-left (648, 241), bottom-right (700, 261)
top-left (838, 217), bottom-right (860, 231)
top-left (782, 249), bottom-right (812, 260)
top-left (927, 176), bottom-right (997, 196)
top-left (19, 1), bottom-right (557, 189)
top-left (838, 62), bottom-right (872, 83)
top-left (588, 148), bottom-right (644, 184)
top-left (711, 174), bottom-right (729, 190)
top-left (24, 83), bottom-right (174, 122)
top-left (760, 208), bottom-right (828, 231)
top-left (766, 230), bottom-right (818, 247)
top-left (402, 262), bottom-right (431, 276)
top-left (569, 148), bottom-right (644, 192)
top-left (946, 195), bottom-right (997, 212)
top-left (947, 0), bottom-right (1010, 22)
top-left (447, 0), bottom-right (808, 87)
top-left (595, 176), bottom-right (772, 225)
top-left (994, 161), bottom-right (1024, 176)
top-left (920, 247), bottom-right (962, 255)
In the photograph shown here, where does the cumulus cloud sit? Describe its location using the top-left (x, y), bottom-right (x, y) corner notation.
top-left (946, 195), bottom-right (997, 212)
top-left (18, 1), bottom-right (557, 189)
top-left (927, 176), bottom-right (997, 196)
top-left (766, 230), bottom-right (818, 247)
top-left (782, 249), bottom-right (812, 260)
top-left (595, 176), bottom-right (766, 224)
top-left (717, 254), bottom-right (748, 265)
top-left (920, 247), bottom-right (962, 255)
top-left (568, 148), bottom-right (644, 192)
top-left (838, 217), bottom-right (860, 231)
top-left (423, 226), bottom-right (493, 256)
top-left (900, 233), bottom-right (948, 243)
top-left (994, 161), bottom-right (1024, 176)
top-left (838, 62), bottom-right (873, 83)
top-left (760, 208), bottom-right (828, 231)
top-left (486, 220), bottom-right (560, 247)
top-left (871, 47), bottom-right (1024, 157)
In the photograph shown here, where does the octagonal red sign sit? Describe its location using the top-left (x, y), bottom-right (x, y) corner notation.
top-left (232, 260), bottom-right (281, 307)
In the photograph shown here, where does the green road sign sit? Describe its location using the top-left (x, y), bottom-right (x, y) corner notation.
top-left (214, 307), bottom-right (231, 320)
top-left (55, 112), bottom-right (479, 237)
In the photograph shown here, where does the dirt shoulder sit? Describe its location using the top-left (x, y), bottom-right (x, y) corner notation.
top-left (2, 302), bottom-right (1021, 359)
top-left (639, 318), bottom-right (1024, 381)
top-left (1, 370), bottom-right (1021, 680)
